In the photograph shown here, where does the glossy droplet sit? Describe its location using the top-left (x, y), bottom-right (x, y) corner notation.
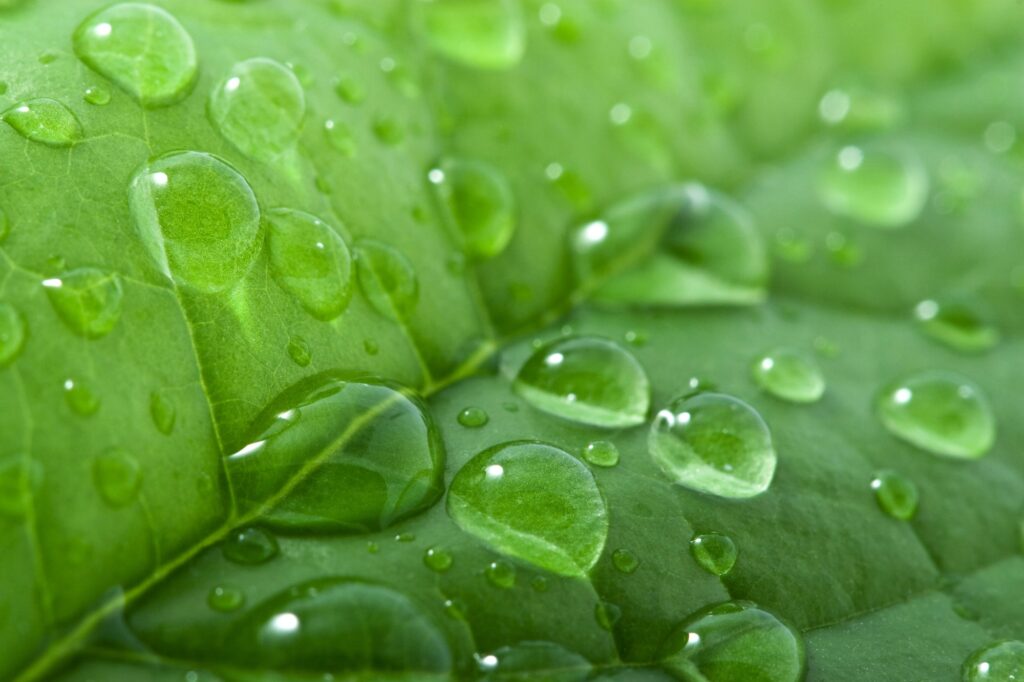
top-left (457, 406), bottom-right (489, 428)
top-left (372, 116), bottom-right (404, 146)
top-left (817, 145), bottom-right (928, 229)
top-left (876, 371), bottom-right (994, 459)
top-left (43, 268), bottom-right (123, 339)
top-left (583, 440), bottom-right (619, 468)
top-left (423, 546), bottom-right (453, 572)
top-left (447, 441), bottom-right (608, 577)
top-left (222, 526), bottom-right (279, 565)
top-left (149, 391), bottom-right (176, 435)
top-left (208, 585), bottom-right (245, 612)
top-left (484, 560), bottom-right (516, 589)
top-left (287, 335), bottom-right (312, 368)
top-left (395, 532), bottom-right (416, 542)
top-left (650, 392), bottom-right (776, 499)
top-left (417, 0), bottom-right (525, 69)
top-left (595, 601), bottom-right (622, 631)
top-left (963, 640), bottom-right (1024, 681)
top-left (73, 3), bottom-right (197, 107)
top-left (514, 336), bottom-right (650, 428)
top-left (83, 85), bottom-right (111, 105)
top-left (129, 151), bottom-right (261, 293)
top-left (612, 548), bottom-right (639, 574)
top-left (92, 449), bottom-right (141, 508)
top-left (690, 532), bottom-right (738, 576)
top-left (334, 74), bottom-right (365, 104)
top-left (0, 455), bottom-right (41, 519)
top-left (661, 602), bottom-right (805, 682)
top-left (2, 99), bottom-right (83, 147)
top-left (0, 303), bottom-right (27, 367)
top-left (208, 58), bottom-right (305, 160)
top-left (226, 375), bottom-right (444, 533)
top-left (871, 470), bottom-right (918, 521)
top-left (63, 378), bottom-right (100, 416)
top-left (429, 159), bottom-right (516, 260)
top-left (751, 348), bottom-right (825, 404)
top-left (355, 240), bottom-right (419, 321)
top-left (267, 209), bottom-right (353, 321)
top-left (479, 641), bottom-right (591, 682)
top-left (324, 119), bottom-right (357, 157)
top-left (914, 297), bottom-right (999, 353)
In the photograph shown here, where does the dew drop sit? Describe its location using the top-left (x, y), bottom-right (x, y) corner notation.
top-left (0, 303), bottom-right (27, 367)
top-left (363, 338), bottom-right (379, 356)
top-left (751, 347), bottom-right (825, 404)
top-left (612, 548), bottom-right (639, 574)
top-left (870, 470), bottom-right (918, 521)
top-left (149, 391), bottom-right (176, 435)
top-left (817, 145), bottom-right (928, 229)
top-left (583, 441), bottom-right (619, 468)
top-left (63, 377), bottom-right (100, 416)
top-left (395, 531), bottom-right (416, 543)
top-left (690, 532), bottom-right (738, 576)
top-left (286, 335), bottom-right (312, 368)
top-left (83, 85), bottom-right (111, 105)
top-left (423, 546), bottom-right (454, 572)
top-left (372, 116), bottom-right (404, 145)
top-left (2, 99), bottom-right (83, 147)
top-left (334, 74), bottom-right (365, 104)
top-left (484, 559), bottom-right (516, 589)
top-left (222, 526), bottom-right (279, 565)
top-left (962, 640), bottom-right (1024, 682)
top-left (92, 448), bottom-right (142, 508)
top-left (207, 585), bottom-right (245, 612)
top-left (429, 159), bottom-right (516, 260)
top-left (0, 455), bottom-right (41, 519)
top-left (595, 601), bottom-right (622, 631)
top-left (324, 118), bottom-right (357, 157)
top-left (457, 406), bottom-right (489, 428)
top-left (913, 297), bottom-right (999, 353)
top-left (417, 0), bottom-right (525, 70)
top-left (43, 268), bottom-right (123, 339)
top-left (355, 240), bottom-right (419, 321)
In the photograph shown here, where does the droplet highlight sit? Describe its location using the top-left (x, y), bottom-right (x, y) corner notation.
top-left (583, 441), bottom-right (620, 468)
top-left (962, 640), bottom-right (1024, 682)
top-left (222, 526), bottom-right (279, 565)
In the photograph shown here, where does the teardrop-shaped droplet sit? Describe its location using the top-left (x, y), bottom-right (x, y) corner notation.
top-left (962, 640), bottom-right (1024, 682)
top-left (417, 0), bottom-right (525, 70)
top-left (129, 151), bottom-right (261, 293)
top-left (817, 145), bottom-right (928, 229)
top-left (286, 335), bottom-right (312, 368)
top-left (92, 448), bottom-right (142, 508)
top-left (266, 209), bottom-right (353, 321)
top-left (690, 532), bottom-right (738, 576)
top-left (208, 58), bottom-right (305, 160)
top-left (355, 240), bottom-right (419, 321)
top-left (514, 336), bottom-right (650, 428)
top-left (660, 602), bottom-right (805, 682)
top-left (751, 348), bottom-right (825, 404)
top-left (423, 546), bottom-right (453, 572)
top-left (429, 159), bottom-right (516, 260)
top-left (43, 268), bottom-right (123, 339)
top-left (447, 441), bottom-right (608, 577)
top-left (149, 391), bottom-right (176, 435)
top-left (876, 371), bottom-right (994, 459)
top-left (612, 548), bottom-right (639, 574)
top-left (457, 406), bottom-right (489, 428)
top-left (226, 375), bottom-right (444, 533)
top-left (73, 3), bottom-right (197, 107)
top-left (583, 441), bottom-right (620, 468)
top-left (2, 99), bottom-right (83, 147)
top-left (208, 585), bottom-right (245, 612)
top-left (870, 470), bottom-right (918, 521)
top-left (222, 526), bottom-right (279, 565)
top-left (650, 392), bottom-right (776, 499)
top-left (0, 455), bottom-right (42, 519)
top-left (479, 641), bottom-right (591, 682)
top-left (913, 297), bottom-right (999, 353)
top-left (63, 377), bottom-right (100, 416)
top-left (0, 303), bottom-right (27, 367)
top-left (484, 559), bottom-right (516, 589)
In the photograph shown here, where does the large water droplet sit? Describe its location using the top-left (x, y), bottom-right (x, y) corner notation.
top-left (660, 602), bottom-right (805, 682)
top-left (962, 640), bottom-right (1024, 681)
top-left (43, 268), bottom-right (123, 339)
top-left (447, 441), bottom-right (608, 577)
top-left (876, 371), bottom-right (994, 459)
top-left (479, 641), bottom-right (591, 682)
top-left (650, 392), bottom-right (776, 499)
top-left (817, 145), bottom-right (928, 229)
top-left (208, 58), bottom-right (305, 160)
top-left (514, 336), bottom-right (650, 428)
top-left (913, 297), bottom-right (999, 353)
top-left (0, 303), bottom-right (27, 366)
top-left (2, 99), bottom-right (83, 147)
top-left (63, 377), bottom-right (100, 416)
top-left (222, 526), bottom-right (279, 565)
top-left (751, 348), bottom-right (825, 404)
top-left (266, 209), bottom-right (353, 321)
top-left (355, 240), bottom-right (419, 321)
top-left (0, 455), bottom-right (41, 519)
top-left (73, 3), bottom-right (197, 107)
top-left (417, 0), bottom-right (525, 69)
top-left (690, 532), bottom-right (738, 576)
top-left (226, 375), bottom-right (444, 533)
top-left (429, 159), bottom-right (516, 260)
top-left (129, 151), bottom-right (261, 293)
top-left (870, 470), bottom-right (918, 521)
top-left (92, 448), bottom-right (142, 508)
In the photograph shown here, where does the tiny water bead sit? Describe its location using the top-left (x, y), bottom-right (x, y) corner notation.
top-left (478, 641), bottom-right (591, 682)
top-left (690, 532), bottom-right (738, 576)
top-left (63, 377), bottom-right (100, 416)
top-left (355, 240), bottom-right (419, 321)
top-left (92, 448), bottom-right (142, 508)
top-left (513, 336), bottom-right (650, 428)
top-left (129, 151), bottom-right (261, 293)
top-left (73, 3), bottom-right (197, 107)
top-left (751, 347), bottom-right (825, 404)
top-left (650, 392), bottom-right (776, 499)
top-left (583, 440), bottom-right (620, 468)
top-left (83, 85), bottom-right (111, 105)
top-left (0, 303), bottom-right (26, 366)
top-left (660, 602), bottom-right (805, 682)
top-left (286, 335), bottom-right (312, 368)
top-left (817, 145), bottom-right (929, 229)
top-left (43, 268), bottom-right (123, 339)
top-left (870, 470), bottom-right (918, 521)
top-left (457, 406), bottom-right (489, 428)
top-left (423, 546), bottom-right (454, 572)
top-left (612, 548), bottom-right (639, 574)
top-left (484, 560), bottom-right (516, 589)
top-left (447, 441), bottom-right (608, 577)
top-left (208, 58), bottom-right (306, 160)
top-left (876, 371), bottom-right (995, 459)
top-left (266, 209), bottom-right (353, 321)
top-left (429, 159), bottom-right (516, 260)
top-left (149, 391), bottom-right (176, 435)
top-left (207, 585), bottom-right (245, 612)
top-left (913, 297), bottom-right (999, 353)
top-left (962, 640), bottom-right (1024, 681)
top-left (416, 0), bottom-right (526, 70)
top-left (2, 99), bottom-right (83, 147)
top-left (222, 526), bottom-right (279, 565)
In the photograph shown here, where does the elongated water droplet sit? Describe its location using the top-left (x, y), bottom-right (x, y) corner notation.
top-left (149, 391), bottom-right (176, 435)
top-left (73, 3), bottom-right (197, 107)
top-left (448, 441), bottom-right (608, 577)
top-left (92, 448), bottom-right (141, 507)
top-left (817, 145), bottom-right (928, 229)
top-left (2, 99), bottom-right (82, 147)
top-left (870, 470), bottom-right (918, 521)
top-left (650, 392), bottom-right (776, 499)
top-left (751, 348), bottom-right (825, 404)
top-left (208, 58), bottom-right (305, 160)
top-left (417, 0), bottom-right (525, 69)
top-left (457, 406), bottom-right (489, 428)
top-left (43, 268), bottom-right (123, 339)
top-left (514, 336), bottom-right (650, 428)
top-left (83, 85), bottom-right (110, 105)
top-left (129, 151), bottom-right (261, 293)
top-left (355, 240), bottom-right (419, 321)
top-left (0, 303), bottom-right (26, 367)
top-left (484, 560), bottom-right (515, 589)
top-left (913, 297), bottom-right (999, 353)
top-left (208, 585), bottom-right (245, 612)
top-left (583, 440), bottom-right (619, 468)
top-left (479, 641), bottom-right (591, 681)
top-left (0, 455), bottom-right (41, 519)
top-left (423, 546), bottom-right (453, 572)
top-left (612, 548), bottom-right (639, 574)
top-left (963, 640), bottom-right (1024, 681)
top-left (876, 371), bottom-right (994, 459)
top-left (690, 532), bottom-right (738, 576)
top-left (286, 335), bottom-right (311, 368)
top-left (222, 526), bottom-right (279, 565)
top-left (429, 159), bottom-right (516, 260)
top-left (64, 377), bottom-right (100, 416)
top-left (267, 209), bottom-right (353, 321)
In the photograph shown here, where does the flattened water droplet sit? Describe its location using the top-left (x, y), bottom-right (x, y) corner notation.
top-left (429, 159), bottom-right (516, 260)
top-left (266, 208), bottom-right (353, 321)
top-left (208, 585), bottom-right (245, 612)
top-left (0, 455), bottom-right (41, 519)
top-left (83, 85), bottom-right (111, 105)
top-left (650, 392), bottom-right (776, 499)
top-left (817, 145), bottom-right (928, 229)
top-left (149, 391), bottom-right (176, 435)
top-left (690, 532), bottom-right (737, 576)
top-left (751, 348), bottom-right (825, 404)
top-left (583, 441), bottom-right (619, 468)
top-left (208, 58), bottom-right (305, 160)
top-left (448, 441), bottom-right (608, 577)
top-left (63, 377), bottom-right (100, 416)
top-left (73, 3), bottom-right (197, 107)
top-left (962, 640), bottom-right (1024, 682)
top-left (612, 548), bottom-right (639, 574)
top-left (514, 336), bottom-right (650, 428)
top-left (0, 303), bottom-right (27, 367)
top-left (457, 406), bottom-right (489, 428)
top-left (43, 268), bottom-right (123, 339)
top-left (913, 297), bottom-right (999, 353)
top-left (876, 371), bottom-right (994, 459)
top-left (286, 335), bottom-right (312, 367)
top-left (129, 151), bottom-right (261, 293)
top-left (2, 99), bottom-right (83, 147)
top-left (423, 546), bottom-right (453, 572)
top-left (355, 240), bottom-right (419, 321)
top-left (222, 526), bottom-right (279, 565)
top-left (417, 0), bottom-right (525, 69)
top-left (870, 470), bottom-right (918, 520)
top-left (92, 448), bottom-right (141, 507)
top-left (484, 560), bottom-right (515, 589)
top-left (479, 641), bottom-right (591, 682)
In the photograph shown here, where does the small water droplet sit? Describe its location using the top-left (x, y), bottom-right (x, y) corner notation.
top-left (457, 406), bottom-right (489, 428)
top-left (531, 576), bottom-right (548, 592)
top-left (395, 531), bottom-right (416, 542)
top-left (43, 267), bottom-right (123, 339)
top-left (363, 338), bottom-right (379, 355)
top-left (0, 303), bottom-right (27, 367)
top-left (417, 0), bottom-right (525, 69)
top-left (334, 74), bottom-right (365, 104)
top-left (0, 455), bottom-right (41, 519)
top-left (870, 470), bottom-right (918, 520)
top-left (286, 335), bottom-right (312, 367)
top-left (595, 601), bottom-right (621, 631)
top-left (582, 441), bottom-right (619, 468)
top-left (92, 449), bottom-right (141, 507)
top-left (484, 559), bottom-right (516, 589)
top-left (83, 85), bottom-right (111, 105)
top-left (962, 640), bottom-right (1024, 682)
top-left (429, 159), bottom-right (516, 260)
top-left (355, 240), bottom-right (419, 321)
top-left (544, 161), bottom-right (592, 211)
top-left (690, 532), bottom-right (738, 576)
top-left (366, 540), bottom-right (379, 554)
top-left (623, 329), bottom-right (647, 347)
top-left (2, 99), bottom-right (83, 147)
top-left (817, 145), bottom-right (929, 229)
top-left (443, 596), bottom-right (468, 621)
top-left (372, 116), bottom-right (404, 145)
top-left (149, 391), bottom-right (176, 435)
top-left (222, 526), bottom-right (279, 565)
top-left (208, 585), bottom-right (245, 612)
top-left (323, 118), bottom-right (357, 157)
top-left (612, 548), bottom-right (639, 574)
top-left (751, 347), bottom-right (825, 403)
top-left (423, 546), bottom-right (454, 572)
top-left (913, 297), bottom-right (999, 353)
top-left (63, 377), bottom-right (100, 416)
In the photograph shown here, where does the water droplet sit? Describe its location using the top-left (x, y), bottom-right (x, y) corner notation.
top-left (913, 297), bottom-right (999, 353)
top-left (366, 540), bottom-right (379, 554)
top-left (531, 576), bottom-right (548, 592)
top-left (0, 455), bottom-right (41, 519)
top-left (870, 470), bottom-right (918, 521)
top-left (690, 532), bottom-right (738, 576)
top-left (286, 335), bottom-right (312, 368)
top-left (479, 641), bottom-right (591, 681)
top-left (363, 338), bottom-right (379, 355)
top-left (484, 559), bottom-right (516, 589)
top-left (2, 99), bottom-right (83, 147)
top-left (43, 267), bottom-right (123, 339)
top-left (149, 391), bottom-right (176, 435)
top-left (324, 119), bottom-right (357, 157)
top-left (395, 531), bottom-right (416, 542)
top-left (612, 548), bottom-right (639, 574)
top-left (208, 58), bottom-right (305, 160)
top-left (661, 602), bottom-right (805, 682)
top-left (595, 601), bottom-right (621, 631)
top-left (443, 596), bottom-right (468, 621)
top-left (334, 74), bottom-right (365, 104)
top-left (355, 240), bottom-right (419, 321)
top-left (817, 145), bottom-right (929, 229)
top-left (447, 441), bottom-right (608, 577)
top-left (83, 85), bottom-right (111, 105)
top-left (962, 640), bottom-right (1024, 681)
top-left (222, 526), bottom-right (279, 565)
top-left (92, 449), bottom-right (141, 508)
top-left (650, 392), bottom-right (776, 498)
top-left (207, 585), bottom-right (245, 612)
top-left (544, 161), bottom-right (593, 211)
top-left (73, 3), bottom-right (197, 107)
top-left (372, 116), bottom-right (404, 145)
top-left (226, 376), bottom-right (444, 533)
top-left (876, 371), bottom-right (994, 459)
top-left (423, 546), bottom-right (454, 572)
top-left (582, 441), bottom-right (619, 468)
top-left (63, 377), bottom-right (100, 416)
top-left (457, 406), bottom-right (489, 428)
top-left (514, 336), bottom-right (650, 428)
top-left (129, 151), bottom-right (261, 293)
top-left (417, 0), bottom-right (525, 69)
top-left (817, 86), bottom-right (903, 132)
top-left (0, 303), bottom-right (27, 367)
top-left (429, 159), bottom-right (516, 260)
top-left (751, 348), bottom-right (825, 404)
